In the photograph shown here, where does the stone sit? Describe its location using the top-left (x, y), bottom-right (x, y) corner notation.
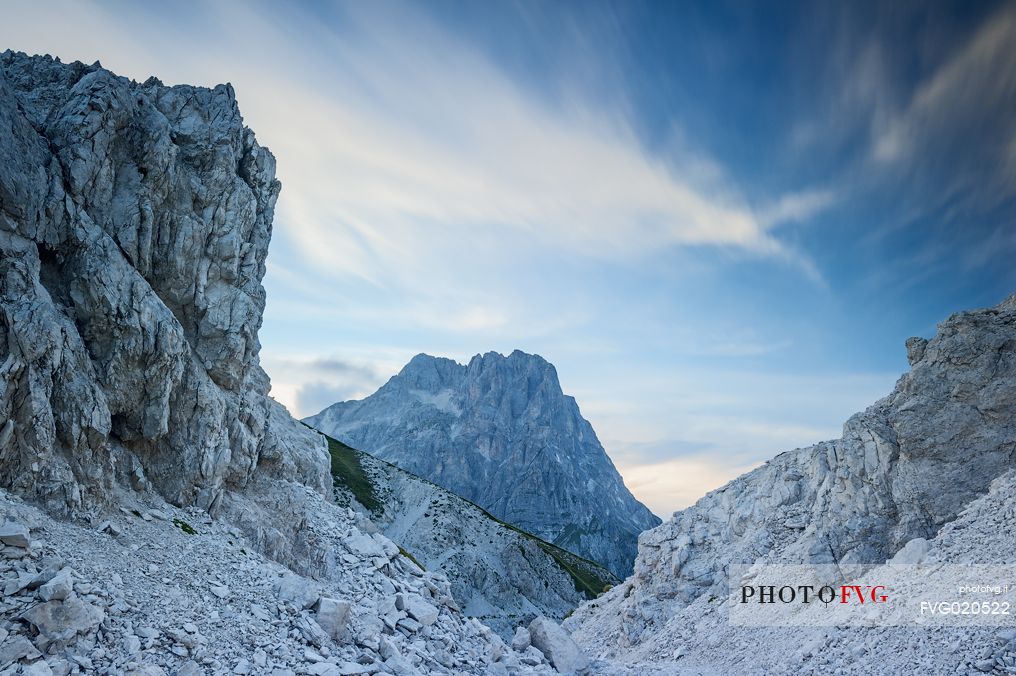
top-left (293, 613), bottom-right (329, 648)
top-left (343, 534), bottom-right (386, 560)
top-left (305, 664), bottom-right (339, 676)
top-left (383, 654), bottom-right (417, 676)
top-left (315, 597), bottom-right (351, 641)
top-left (210, 585), bottom-right (230, 599)
top-left (20, 596), bottom-right (105, 643)
top-left (0, 635), bottom-right (41, 668)
top-left (511, 627), bottom-right (531, 652)
top-left (27, 559), bottom-right (66, 590)
top-left (96, 521), bottom-right (122, 536)
top-left (4, 572), bottom-right (34, 596)
top-left (21, 661), bottom-right (54, 676)
top-left (37, 569), bottom-right (73, 601)
top-left (528, 616), bottom-right (588, 673)
top-left (519, 646), bottom-right (544, 666)
top-left (404, 595), bottom-right (439, 627)
top-left (275, 573), bottom-right (319, 610)
top-left (397, 617), bottom-right (422, 634)
top-left (0, 523), bottom-right (29, 548)
top-left (176, 662), bottom-right (202, 676)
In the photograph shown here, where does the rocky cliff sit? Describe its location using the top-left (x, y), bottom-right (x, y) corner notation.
top-left (565, 293), bottom-right (1016, 668)
top-left (305, 350), bottom-right (661, 577)
top-left (0, 49), bottom-right (328, 516)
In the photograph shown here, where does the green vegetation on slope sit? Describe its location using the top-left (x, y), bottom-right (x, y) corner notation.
top-left (321, 432), bottom-right (383, 514)
top-left (490, 516), bottom-right (615, 599)
top-left (537, 542), bottom-right (613, 598)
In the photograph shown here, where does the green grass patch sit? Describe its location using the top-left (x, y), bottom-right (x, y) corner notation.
top-left (535, 542), bottom-right (614, 599)
top-left (173, 518), bottom-right (196, 535)
top-left (450, 500), bottom-right (617, 599)
top-left (398, 546), bottom-right (425, 571)
top-left (320, 433), bottom-right (383, 514)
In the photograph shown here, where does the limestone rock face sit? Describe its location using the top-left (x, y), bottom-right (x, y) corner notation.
top-left (0, 51), bottom-right (329, 516)
top-left (567, 293), bottom-right (1016, 650)
top-left (306, 350), bottom-right (660, 577)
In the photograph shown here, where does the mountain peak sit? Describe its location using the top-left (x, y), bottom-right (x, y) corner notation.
top-left (306, 350), bottom-right (660, 576)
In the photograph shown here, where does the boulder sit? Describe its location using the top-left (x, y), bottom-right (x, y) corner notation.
top-left (20, 596), bottom-right (105, 643)
top-left (0, 522), bottom-right (29, 548)
top-left (275, 573), bottom-right (320, 610)
top-left (37, 569), bottom-right (73, 601)
top-left (344, 533), bottom-right (386, 560)
top-left (404, 595), bottom-right (439, 627)
top-left (511, 626), bottom-right (531, 652)
top-left (528, 616), bottom-right (588, 673)
top-left (889, 538), bottom-right (930, 565)
top-left (316, 597), bottom-right (351, 641)
top-left (0, 635), bottom-right (41, 669)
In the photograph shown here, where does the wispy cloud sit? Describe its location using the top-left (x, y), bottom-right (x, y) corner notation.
top-left (245, 3), bottom-right (832, 296)
top-left (261, 352), bottom-right (392, 419)
top-left (2, 0), bottom-right (840, 345)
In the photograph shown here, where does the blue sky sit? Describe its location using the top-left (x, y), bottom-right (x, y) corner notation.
top-left (4, 1), bottom-right (1015, 516)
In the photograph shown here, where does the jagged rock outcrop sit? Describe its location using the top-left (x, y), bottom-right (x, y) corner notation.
top-left (0, 50), bottom-right (330, 518)
top-left (566, 293), bottom-right (1016, 656)
top-left (323, 433), bottom-right (616, 638)
top-left (306, 350), bottom-right (661, 577)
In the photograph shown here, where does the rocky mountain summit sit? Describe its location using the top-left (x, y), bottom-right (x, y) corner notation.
top-left (565, 293), bottom-right (1016, 674)
top-left (0, 52), bottom-right (591, 675)
top-left (305, 351), bottom-right (661, 578)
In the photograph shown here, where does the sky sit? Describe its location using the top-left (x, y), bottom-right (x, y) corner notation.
top-left (3, 1), bottom-right (1015, 518)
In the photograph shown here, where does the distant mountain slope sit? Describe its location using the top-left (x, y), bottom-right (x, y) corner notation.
top-left (305, 350), bottom-right (661, 577)
top-left (317, 431), bottom-right (617, 637)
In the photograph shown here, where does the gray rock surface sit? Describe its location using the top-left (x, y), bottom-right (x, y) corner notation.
top-left (0, 486), bottom-right (559, 675)
top-left (0, 523), bottom-right (28, 548)
top-left (316, 597), bottom-right (351, 641)
top-left (306, 350), bottom-right (660, 577)
top-left (0, 49), bottom-right (330, 522)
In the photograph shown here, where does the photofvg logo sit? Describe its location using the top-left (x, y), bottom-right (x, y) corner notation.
top-left (740, 582), bottom-right (888, 605)
top-left (727, 564), bottom-right (1016, 627)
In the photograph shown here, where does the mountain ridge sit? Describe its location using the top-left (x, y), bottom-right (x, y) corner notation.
top-left (314, 429), bottom-right (617, 637)
top-left (306, 349), bottom-right (661, 577)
